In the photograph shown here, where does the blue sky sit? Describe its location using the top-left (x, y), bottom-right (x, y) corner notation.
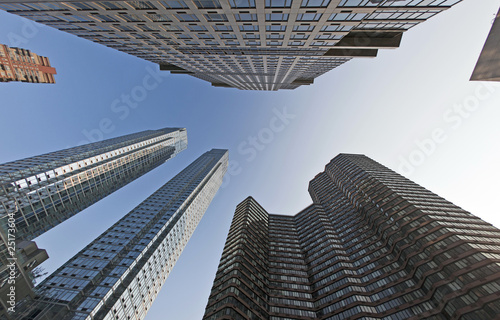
top-left (1, 1), bottom-right (500, 319)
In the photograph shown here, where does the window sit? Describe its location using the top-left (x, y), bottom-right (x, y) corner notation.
top-left (243, 34), bottom-right (259, 39)
top-left (267, 34), bottom-right (284, 39)
top-left (290, 34), bottom-right (309, 39)
top-left (204, 13), bottom-right (228, 21)
top-left (265, 0), bottom-right (292, 7)
top-left (162, 25), bottom-right (183, 31)
top-left (246, 41), bottom-right (261, 45)
top-left (219, 34), bottom-right (237, 39)
top-left (267, 41), bottom-right (283, 46)
top-left (296, 13), bottom-right (322, 21)
top-left (224, 40), bottom-right (239, 45)
top-left (315, 34), bottom-right (342, 40)
top-left (321, 24), bottom-right (352, 31)
top-left (187, 25), bottom-right (208, 31)
top-left (98, 2), bottom-right (127, 10)
top-left (301, 0), bottom-right (331, 7)
top-left (147, 14), bottom-right (172, 22)
top-left (293, 25), bottom-right (315, 31)
top-left (193, 0), bottom-right (222, 8)
top-left (229, 0), bottom-right (255, 8)
top-left (239, 25), bottom-right (259, 31)
top-left (175, 13), bottom-right (199, 21)
top-left (329, 12), bottom-right (367, 21)
top-left (234, 13), bottom-right (258, 21)
top-left (266, 13), bottom-right (289, 21)
top-left (204, 40), bottom-right (219, 45)
top-left (339, 0), bottom-right (378, 6)
top-left (266, 25), bottom-right (286, 32)
top-left (196, 34), bottom-right (214, 39)
top-left (160, 0), bottom-right (188, 9)
top-left (213, 25), bottom-right (233, 31)
top-left (68, 3), bottom-right (97, 10)
top-left (94, 15), bottom-right (119, 22)
top-left (128, 1), bottom-right (158, 10)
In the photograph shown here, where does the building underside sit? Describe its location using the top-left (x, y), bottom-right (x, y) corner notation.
top-left (0, 0), bottom-right (462, 90)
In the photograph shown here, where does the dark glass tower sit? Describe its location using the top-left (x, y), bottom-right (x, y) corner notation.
top-left (0, 127), bottom-right (187, 316)
top-left (204, 154), bottom-right (500, 319)
top-left (14, 149), bottom-right (228, 320)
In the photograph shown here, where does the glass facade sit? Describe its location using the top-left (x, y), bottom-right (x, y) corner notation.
top-left (15, 149), bottom-right (228, 320)
top-left (0, 127), bottom-right (187, 241)
top-left (204, 154), bottom-right (500, 319)
top-left (0, 0), bottom-right (462, 90)
top-left (0, 127), bottom-right (187, 316)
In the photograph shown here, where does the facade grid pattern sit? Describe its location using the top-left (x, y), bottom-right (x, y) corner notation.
top-left (0, 0), bottom-right (461, 90)
top-left (13, 149), bottom-right (228, 320)
top-left (0, 127), bottom-right (187, 317)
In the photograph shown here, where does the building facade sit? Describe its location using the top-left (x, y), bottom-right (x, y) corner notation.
top-left (0, 44), bottom-right (56, 83)
top-left (471, 6), bottom-right (500, 82)
top-left (204, 154), bottom-right (500, 319)
top-left (14, 149), bottom-right (228, 320)
top-left (0, 0), bottom-right (461, 90)
top-left (0, 127), bottom-right (187, 315)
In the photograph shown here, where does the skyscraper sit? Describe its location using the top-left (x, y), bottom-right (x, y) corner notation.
top-left (204, 154), bottom-right (500, 319)
top-left (14, 149), bottom-right (228, 320)
top-left (0, 0), bottom-right (462, 90)
top-left (0, 127), bottom-right (186, 315)
top-left (0, 44), bottom-right (57, 83)
top-left (471, 6), bottom-right (500, 82)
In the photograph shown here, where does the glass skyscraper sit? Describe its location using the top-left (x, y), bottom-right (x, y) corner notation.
top-left (204, 154), bottom-right (500, 319)
top-left (0, 0), bottom-right (462, 90)
top-left (14, 149), bottom-right (228, 320)
top-left (0, 127), bottom-right (187, 241)
top-left (0, 127), bottom-right (187, 316)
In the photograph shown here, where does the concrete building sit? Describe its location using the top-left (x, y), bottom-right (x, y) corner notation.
top-left (14, 149), bottom-right (228, 320)
top-left (0, 44), bottom-right (56, 83)
top-left (204, 154), bottom-right (500, 319)
top-left (0, 127), bottom-right (187, 317)
top-left (471, 7), bottom-right (500, 81)
top-left (0, 0), bottom-right (462, 90)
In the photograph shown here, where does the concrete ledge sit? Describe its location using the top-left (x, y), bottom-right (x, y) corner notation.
top-left (324, 48), bottom-right (378, 57)
top-left (159, 63), bottom-right (186, 71)
top-left (335, 31), bottom-right (403, 49)
top-left (292, 79), bottom-right (314, 85)
top-left (169, 70), bottom-right (195, 74)
top-left (211, 82), bottom-right (234, 88)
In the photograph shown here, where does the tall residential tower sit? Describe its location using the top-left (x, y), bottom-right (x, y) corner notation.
top-left (0, 127), bottom-right (186, 315)
top-left (204, 154), bottom-right (500, 319)
top-left (15, 149), bottom-right (228, 320)
top-left (0, 0), bottom-right (462, 90)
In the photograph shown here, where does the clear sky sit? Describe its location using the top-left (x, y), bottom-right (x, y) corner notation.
top-left (1, 0), bottom-right (500, 319)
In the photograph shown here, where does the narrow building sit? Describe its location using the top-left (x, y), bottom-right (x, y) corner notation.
top-left (0, 44), bottom-right (56, 83)
top-left (14, 149), bottom-right (228, 320)
top-left (0, 127), bottom-right (187, 316)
